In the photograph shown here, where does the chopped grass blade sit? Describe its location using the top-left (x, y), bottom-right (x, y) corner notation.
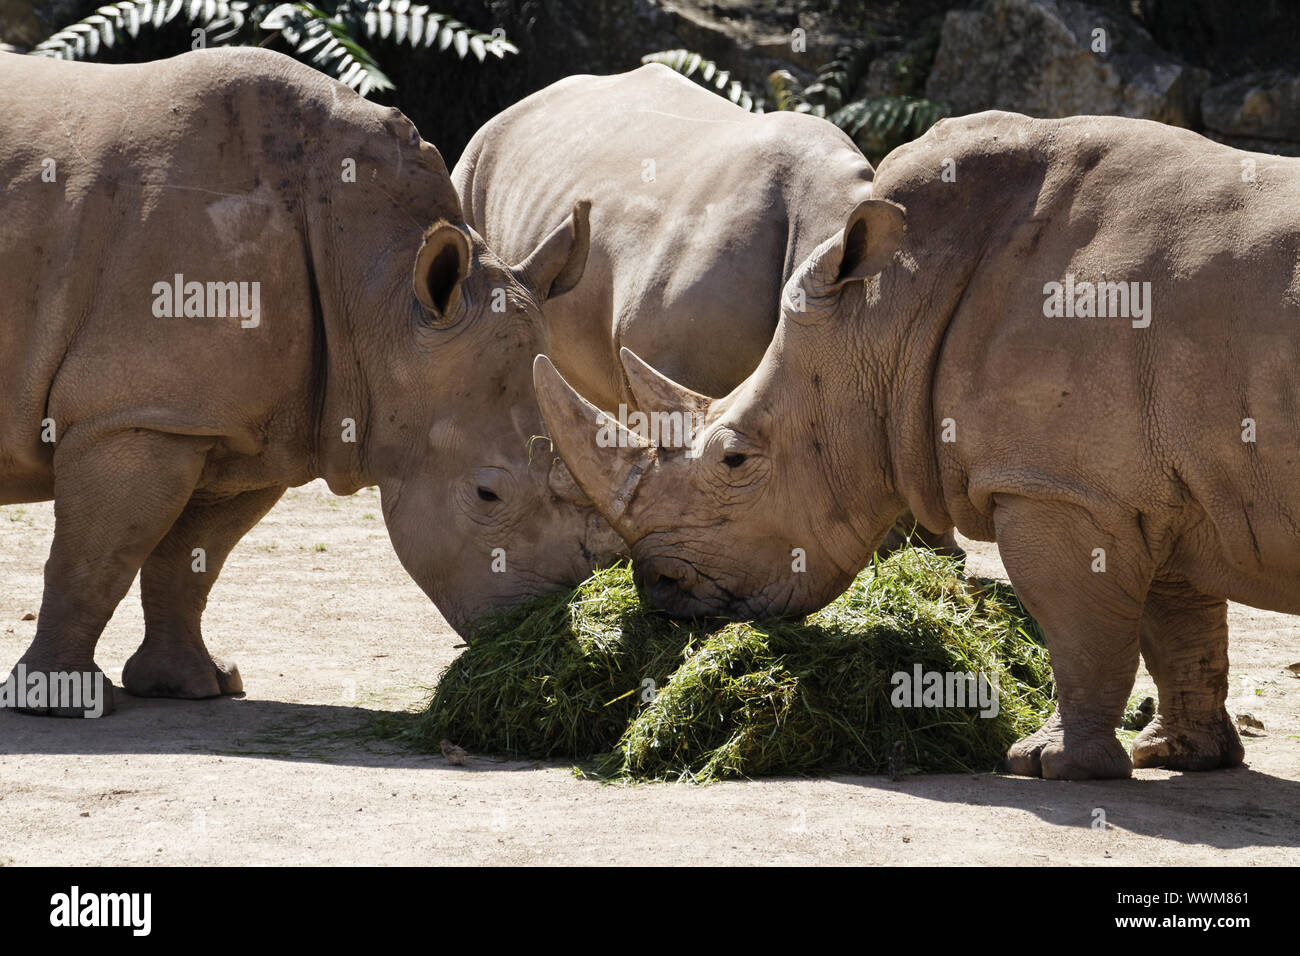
top-left (392, 547), bottom-right (1055, 782)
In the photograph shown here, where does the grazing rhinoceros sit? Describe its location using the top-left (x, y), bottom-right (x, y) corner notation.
top-left (536, 110), bottom-right (1300, 780)
top-left (0, 48), bottom-right (620, 715)
top-left (451, 64), bottom-right (960, 559)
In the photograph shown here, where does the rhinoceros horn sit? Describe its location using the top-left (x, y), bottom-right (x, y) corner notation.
top-left (533, 355), bottom-right (654, 526)
top-left (619, 347), bottom-right (712, 416)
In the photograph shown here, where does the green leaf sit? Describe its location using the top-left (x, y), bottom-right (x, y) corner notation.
top-left (767, 69), bottom-right (815, 115)
top-left (826, 94), bottom-right (950, 160)
top-left (32, 0), bottom-right (250, 60)
top-left (266, 3), bottom-right (394, 96)
top-left (642, 49), bottom-right (761, 112)
top-left (423, 13), bottom-right (442, 47)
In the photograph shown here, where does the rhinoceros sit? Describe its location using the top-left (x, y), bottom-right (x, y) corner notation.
top-left (537, 110), bottom-right (1300, 779)
top-left (0, 48), bottom-right (620, 715)
top-left (452, 63), bottom-right (958, 557)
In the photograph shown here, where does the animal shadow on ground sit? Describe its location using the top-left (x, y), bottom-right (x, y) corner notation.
top-left (4, 693), bottom-right (1297, 851)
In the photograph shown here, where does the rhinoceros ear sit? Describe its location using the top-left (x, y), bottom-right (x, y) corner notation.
top-left (833, 198), bottom-right (906, 285)
top-left (414, 221), bottom-right (472, 326)
top-left (515, 200), bottom-right (590, 301)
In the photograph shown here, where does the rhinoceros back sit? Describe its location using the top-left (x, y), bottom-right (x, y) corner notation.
top-left (875, 111), bottom-right (1300, 582)
top-left (453, 63), bottom-right (876, 408)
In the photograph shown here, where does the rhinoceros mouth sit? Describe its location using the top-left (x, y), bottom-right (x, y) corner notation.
top-left (629, 541), bottom-right (755, 620)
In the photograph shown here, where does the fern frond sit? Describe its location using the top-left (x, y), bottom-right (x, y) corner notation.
top-left (353, 0), bottom-right (516, 62)
top-left (262, 2), bottom-right (393, 95)
top-left (828, 95), bottom-right (949, 151)
top-left (188, 0), bottom-right (250, 44)
top-left (803, 42), bottom-right (877, 113)
top-left (31, 0), bottom-right (249, 59)
top-left (642, 49), bottom-right (761, 112)
top-left (766, 69), bottom-right (816, 115)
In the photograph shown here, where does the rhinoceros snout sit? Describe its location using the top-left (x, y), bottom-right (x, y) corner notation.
top-left (632, 552), bottom-right (712, 619)
top-left (645, 569), bottom-right (690, 613)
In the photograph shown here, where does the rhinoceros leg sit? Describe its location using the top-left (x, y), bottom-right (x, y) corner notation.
top-left (876, 512), bottom-right (966, 564)
top-left (123, 486), bottom-right (285, 699)
top-left (993, 498), bottom-right (1149, 780)
top-left (12, 428), bottom-right (212, 716)
top-left (1131, 578), bottom-right (1243, 771)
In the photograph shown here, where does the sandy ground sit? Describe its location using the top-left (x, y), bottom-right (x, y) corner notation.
top-left (2, 481), bottom-right (1299, 866)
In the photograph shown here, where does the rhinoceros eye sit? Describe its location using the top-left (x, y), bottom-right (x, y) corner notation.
top-left (476, 486), bottom-right (501, 502)
top-left (722, 452), bottom-right (747, 468)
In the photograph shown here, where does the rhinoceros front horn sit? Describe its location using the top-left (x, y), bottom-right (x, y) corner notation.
top-left (533, 355), bottom-right (654, 529)
top-left (619, 347), bottom-right (712, 417)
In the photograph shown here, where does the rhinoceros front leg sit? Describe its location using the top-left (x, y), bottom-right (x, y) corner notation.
top-left (993, 498), bottom-right (1151, 780)
top-left (876, 511), bottom-right (966, 564)
top-left (11, 428), bottom-right (211, 716)
top-left (1131, 578), bottom-right (1243, 771)
top-left (123, 486), bottom-right (284, 699)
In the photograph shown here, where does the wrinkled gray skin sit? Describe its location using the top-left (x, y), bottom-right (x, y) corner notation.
top-left (452, 64), bottom-right (960, 559)
top-left (0, 48), bottom-right (620, 715)
top-left (539, 111), bottom-right (1300, 779)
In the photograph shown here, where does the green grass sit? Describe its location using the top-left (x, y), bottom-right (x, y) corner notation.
top-left (391, 547), bottom-right (1056, 782)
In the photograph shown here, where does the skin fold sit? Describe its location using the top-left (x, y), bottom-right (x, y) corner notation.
top-left (539, 110), bottom-right (1300, 779)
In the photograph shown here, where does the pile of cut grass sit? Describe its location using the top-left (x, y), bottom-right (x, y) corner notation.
top-left (394, 547), bottom-right (1055, 782)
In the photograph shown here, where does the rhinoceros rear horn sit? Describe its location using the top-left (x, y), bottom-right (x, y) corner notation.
top-left (413, 221), bottom-right (471, 326)
top-left (620, 348), bottom-right (712, 417)
top-left (533, 354), bottom-right (651, 527)
top-left (827, 198), bottom-right (907, 288)
top-left (516, 200), bottom-right (591, 301)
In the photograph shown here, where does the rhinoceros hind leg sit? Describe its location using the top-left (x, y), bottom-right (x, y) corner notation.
top-left (10, 428), bottom-right (213, 716)
top-left (1131, 714), bottom-right (1243, 770)
top-left (121, 641), bottom-right (233, 699)
top-left (1131, 579), bottom-right (1243, 771)
top-left (993, 497), bottom-right (1149, 780)
top-left (123, 486), bottom-right (283, 699)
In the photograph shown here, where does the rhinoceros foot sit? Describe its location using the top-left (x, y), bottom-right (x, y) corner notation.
top-left (122, 642), bottom-right (242, 700)
top-left (1131, 712), bottom-right (1244, 771)
top-left (6, 656), bottom-right (116, 718)
top-left (1001, 711), bottom-right (1133, 780)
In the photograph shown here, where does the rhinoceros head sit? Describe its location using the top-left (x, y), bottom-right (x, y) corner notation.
top-left (534, 199), bottom-right (912, 619)
top-left (370, 201), bottom-right (624, 633)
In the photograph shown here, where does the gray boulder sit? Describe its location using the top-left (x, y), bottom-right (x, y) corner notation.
top-left (926, 0), bottom-right (1207, 126)
top-left (1202, 71), bottom-right (1300, 144)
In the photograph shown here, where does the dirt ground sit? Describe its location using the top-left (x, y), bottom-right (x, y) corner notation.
top-left (2, 481), bottom-right (1299, 865)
